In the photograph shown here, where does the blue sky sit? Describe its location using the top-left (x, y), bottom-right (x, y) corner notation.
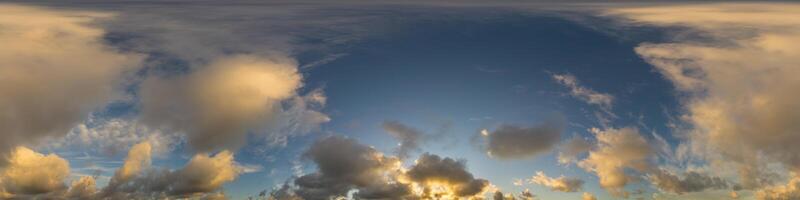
top-left (1, 1), bottom-right (799, 200)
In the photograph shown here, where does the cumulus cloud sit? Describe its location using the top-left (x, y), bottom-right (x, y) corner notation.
top-left (267, 136), bottom-right (491, 199)
top-left (482, 118), bottom-right (564, 160)
top-left (607, 3), bottom-right (800, 193)
top-left (103, 141), bottom-right (152, 194)
top-left (383, 121), bottom-right (424, 160)
top-left (0, 4), bottom-right (142, 165)
top-left (140, 54), bottom-right (325, 153)
top-left (406, 153), bottom-right (490, 197)
top-left (66, 176), bottom-right (98, 199)
top-left (0, 147), bottom-right (70, 196)
top-left (99, 141), bottom-right (242, 199)
top-left (293, 136), bottom-right (407, 199)
top-left (552, 73), bottom-right (614, 109)
top-left (529, 171), bottom-right (584, 192)
top-left (578, 127), bottom-right (653, 197)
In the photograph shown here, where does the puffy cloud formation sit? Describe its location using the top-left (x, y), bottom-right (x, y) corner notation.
top-left (140, 55), bottom-right (308, 153)
top-left (557, 136), bottom-right (593, 165)
top-left (293, 136), bottom-right (408, 199)
top-left (66, 176), bottom-right (98, 199)
top-left (648, 170), bottom-right (728, 194)
top-left (171, 151), bottom-right (239, 195)
top-left (529, 171), bottom-right (584, 192)
top-left (383, 121), bottom-right (424, 160)
top-left (552, 73), bottom-right (613, 109)
top-left (482, 119), bottom-right (564, 160)
top-left (406, 153), bottom-right (490, 197)
top-left (608, 3), bottom-right (800, 195)
top-left (115, 142), bottom-right (152, 183)
top-left (0, 4), bottom-right (142, 164)
top-left (0, 147), bottom-right (70, 196)
top-left (268, 136), bottom-right (490, 199)
top-left (582, 192), bottom-right (597, 200)
top-left (99, 141), bottom-right (241, 199)
top-left (578, 127), bottom-right (653, 197)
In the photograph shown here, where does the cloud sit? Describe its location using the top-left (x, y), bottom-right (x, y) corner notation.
top-left (170, 151), bottom-right (240, 195)
top-left (268, 136), bottom-right (492, 199)
top-left (578, 127), bottom-right (653, 197)
top-left (0, 147), bottom-right (70, 196)
top-left (521, 189), bottom-right (536, 200)
top-left (383, 121), bottom-right (424, 160)
top-left (293, 136), bottom-right (407, 199)
top-left (260, 88), bottom-right (330, 148)
top-left (66, 176), bottom-right (97, 199)
top-left (110, 141), bottom-right (152, 186)
top-left (482, 118), bottom-right (564, 160)
top-left (648, 170), bottom-right (728, 194)
top-left (0, 4), bottom-right (142, 165)
top-left (140, 54), bottom-right (322, 153)
top-left (406, 153), bottom-right (490, 197)
top-left (552, 73), bottom-right (614, 109)
top-left (100, 141), bottom-right (242, 199)
top-left (529, 171), bottom-right (584, 192)
top-left (607, 3), bottom-right (800, 193)
top-left (558, 136), bottom-right (593, 165)
top-left (53, 117), bottom-right (178, 156)
top-left (757, 175), bottom-right (800, 200)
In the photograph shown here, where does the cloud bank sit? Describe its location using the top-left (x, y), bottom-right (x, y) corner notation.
top-left (608, 3), bottom-right (800, 198)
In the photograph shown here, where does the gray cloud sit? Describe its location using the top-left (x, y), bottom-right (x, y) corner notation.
top-left (649, 170), bottom-right (728, 194)
top-left (482, 118), bottom-right (565, 160)
top-left (406, 153), bottom-right (490, 197)
top-left (294, 136), bottom-right (408, 200)
top-left (267, 136), bottom-right (492, 199)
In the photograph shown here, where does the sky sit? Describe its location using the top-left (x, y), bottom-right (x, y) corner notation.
top-left (0, 1), bottom-right (799, 200)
